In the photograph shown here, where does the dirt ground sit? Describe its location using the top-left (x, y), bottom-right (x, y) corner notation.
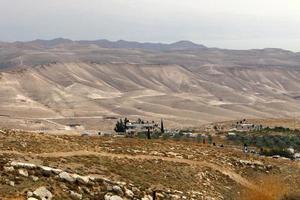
top-left (0, 129), bottom-right (300, 200)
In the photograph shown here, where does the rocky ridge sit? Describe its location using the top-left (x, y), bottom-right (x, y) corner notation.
top-left (0, 160), bottom-right (202, 200)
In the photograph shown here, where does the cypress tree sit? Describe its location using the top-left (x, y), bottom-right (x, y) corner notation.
top-left (161, 119), bottom-right (164, 133)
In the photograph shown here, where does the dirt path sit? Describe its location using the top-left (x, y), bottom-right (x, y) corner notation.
top-left (0, 150), bottom-right (255, 190)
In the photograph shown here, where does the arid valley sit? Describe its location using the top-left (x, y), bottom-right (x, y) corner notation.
top-left (1, 39), bottom-right (300, 131)
top-left (1, 39), bottom-right (300, 200)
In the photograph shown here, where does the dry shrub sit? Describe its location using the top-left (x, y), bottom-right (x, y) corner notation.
top-left (239, 175), bottom-right (289, 200)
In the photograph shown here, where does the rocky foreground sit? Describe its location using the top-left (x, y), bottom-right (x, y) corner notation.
top-left (0, 129), bottom-right (300, 199)
top-left (1, 160), bottom-right (189, 200)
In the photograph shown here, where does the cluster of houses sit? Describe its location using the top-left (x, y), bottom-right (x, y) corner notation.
top-left (126, 119), bottom-right (160, 135)
top-left (229, 119), bottom-right (263, 133)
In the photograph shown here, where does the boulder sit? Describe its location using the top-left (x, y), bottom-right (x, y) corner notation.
top-left (156, 193), bottom-right (164, 198)
top-left (27, 191), bottom-right (33, 197)
top-left (141, 195), bottom-right (153, 200)
top-left (27, 198), bottom-right (39, 200)
top-left (59, 171), bottom-right (75, 183)
top-left (18, 169), bottom-right (29, 177)
top-left (11, 161), bottom-right (36, 169)
top-left (33, 186), bottom-right (53, 200)
top-left (110, 196), bottom-right (123, 200)
top-left (112, 185), bottom-right (124, 196)
top-left (9, 181), bottom-right (15, 187)
top-left (31, 176), bottom-right (39, 182)
top-left (39, 166), bottom-right (62, 175)
top-left (3, 166), bottom-right (14, 172)
top-left (104, 193), bottom-right (123, 200)
top-left (132, 187), bottom-right (141, 195)
top-left (70, 191), bottom-right (82, 200)
top-left (125, 188), bottom-right (134, 198)
top-left (72, 174), bottom-right (90, 184)
top-left (170, 194), bottom-right (181, 199)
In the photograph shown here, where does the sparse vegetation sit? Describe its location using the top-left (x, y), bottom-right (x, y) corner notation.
top-left (239, 176), bottom-right (289, 200)
top-left (1, 129), bottom-right (300, 199)
top-left (114, 118), bottom-right (126, 133)
top-left (260, 149), bottom-right (294, 159)
top-left (227, 133), bottom-right (300, 150)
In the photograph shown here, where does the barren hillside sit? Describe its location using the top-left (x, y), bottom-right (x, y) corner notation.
top-left (1, 39), bottom-right (300, 130)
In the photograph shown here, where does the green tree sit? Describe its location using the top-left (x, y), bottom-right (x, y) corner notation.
top-left (161, 119), bottom-right (165, 133)
top-left (208, 135), bottom-right (213, 144)
top-left (114, 119), bottom-right (125, 133)
top-left (124, 117), bottom-right (129, 129)
top-left (146, 127), bottom-right (151, 139)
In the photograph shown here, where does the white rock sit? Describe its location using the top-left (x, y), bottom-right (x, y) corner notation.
top-left (70, 190), bottom-right (83, 199)
top-left (18, 169), bottom-right (29, 177)
top-left (3, 166), bottom-right (14, 172)
top-left (287, 148), bottom-right (295, 154)
top-left (125, 188), bottom-right (134, 198)
top-left (116, 181), bottom-right (126, 186)
top-left (9, 181), bottom-right (15, 187)
top-left (104, 193), bottom-right (112, 200)
top-left (11, 161), bottom-right (36, 169)
top-left (105, 194), bottom-right (123, 200)
top-left (39, 166), bottom-right (62, 174)
top-left (59, 172), bottom-right (75, 183)
top-left (27, 191), bottom-right (33, 197)
top-left (142, 195), bottom-right (153, 200)
top-left (72, 174), bottom-right (90, 184)
top-left (31, 176), bottom-right (39, 182)
top-left (33, 186), bottom-right (53, 200)
top-left (156, 193), bottom-right (164, 198)
top-left (132, 187), bottom-right (140, 195)
top-left (27, 198), bottom-right (39, 200)
top-left (112, 185), bottom-right (124, 196)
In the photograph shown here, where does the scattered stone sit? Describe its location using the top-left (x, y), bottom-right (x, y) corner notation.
top-left (3, 166), bottom-right (14, 172)
top-left (33, 186), bottom-right (53, 200)
top-left (116, 181), bottom-right (126, 186)
top-left (106, 184), bottom-right (113, 191)
top-left (27, 191), bottom-right (33, 197)
top-left (11, 161), bottom-right (37, 169)
top-left (170, 194), bottom-right (181, 199)
top-left (239, 160), bottom-right (264, 167)
top-left (18, 169), bottom-right (29, 177)
top-left (72, 174), bottom-right (90, 184)
top-left (125, 188), bottom-right (134, 198)
top-left (31, 176), bottom-right (39, 182)
top-left (27, 198), bottom-right (39, 200)
top-left (70, 190), bottom-right (83, 200)
top-left (81, 186), bottom-right (91, 194)
top-left (156, 193), bottom-right (164, 198)
top-left (112, 185), bottom-right (124, 196)
top-left (104, 193), bottom-right (123, 200)
top-left (141, 195), bottom-right (153, 200)
top-left (39, 166), bottom-right (62, 175)
top-left (9, 181), bottom-right (15, 187)
top-left (132, 187), bottom-right (141, 196)
top-left (110, 196), bottom-right (123, 200)
top-left (59, 171), bottom-right (75, 183)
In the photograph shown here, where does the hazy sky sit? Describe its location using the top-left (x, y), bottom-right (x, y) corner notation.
top-left (1, 0), bottom-right (300, 51)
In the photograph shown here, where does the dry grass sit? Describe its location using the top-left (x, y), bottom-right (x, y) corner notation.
top-left (240, 175), bottom-right (289, 200)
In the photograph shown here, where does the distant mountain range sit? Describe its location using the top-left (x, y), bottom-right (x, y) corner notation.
top-left (2, 38), bottom-right (207, 51)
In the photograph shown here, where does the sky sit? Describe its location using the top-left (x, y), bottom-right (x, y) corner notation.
top-left (1, 0), bottom-right (300, 51)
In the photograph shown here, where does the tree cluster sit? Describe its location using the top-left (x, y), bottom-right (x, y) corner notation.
top-left (114, 118), bottom-right (129, 133)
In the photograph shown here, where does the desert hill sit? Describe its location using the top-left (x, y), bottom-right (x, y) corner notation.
top-left (1, 39), bottom-right (300, 130)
